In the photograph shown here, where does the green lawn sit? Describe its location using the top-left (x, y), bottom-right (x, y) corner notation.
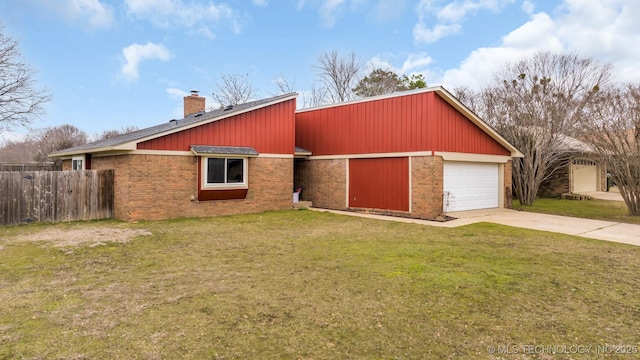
top-left (1, 210), bottom-right (639, 359)
top-left (513, 198), bottom-right (640, 225)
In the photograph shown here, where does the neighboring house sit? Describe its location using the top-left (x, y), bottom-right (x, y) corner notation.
top-left (50, 92), bottom-right (299, 221)
top-left (50, 86), bottom-right (523, 222)
top-left (294, 86), bottom-right (523, 218)
top-left (538, 135), bottom-right (607, 197)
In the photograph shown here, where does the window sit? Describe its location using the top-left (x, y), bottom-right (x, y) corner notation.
top-left (72, 156), bottom-right (84, 170)
top-left (203, 157), bottom-right (247, 188)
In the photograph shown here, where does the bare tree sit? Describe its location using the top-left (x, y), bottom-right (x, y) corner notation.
top-left (0, 22), bottom-right (52, 134)
top-left (301, 82), bottom-right (328, 108)
top-left (0, 137), bottom-right (38, 163)
top-left (272, 77), bottom-right (296, 95)
top-left (459, 52), bottom-right (612, 206)
top-left (34, 124), bottom-right (88, 164)
top-left (211, 73), bottom-right (257, 107)
top-left (452, 86), bottom-right (482, 114)
top-left (581, 84), bottom-right (640, 216)
top-left (97, 125), bottom-right (138, 140)
top-left (314, 50), bottom-right (362, 103)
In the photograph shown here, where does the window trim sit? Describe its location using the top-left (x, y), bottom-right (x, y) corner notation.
top-left (201, 156), bottom-right (249, 190)
top-left (71, 155), bottom-right (85, 170)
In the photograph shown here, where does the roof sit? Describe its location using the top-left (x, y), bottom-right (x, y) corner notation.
top-left (294, 146), bottom-right (312, 156)
top-left (297, 86), bottom-right (523, 158)
top-left (558, 134), bottom-right (596, 153)
top-left (190, 145), bottom-right (259, 156)
top-left (50, 93), bottom-right (298, 157)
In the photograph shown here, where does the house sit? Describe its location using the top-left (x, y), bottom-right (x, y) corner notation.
top-left (50, 92), bottom-right (300, 221)
top-left (50, 86), bottom-right (522, 222)
top-left (294, 86), bottom-right (523, 218)
top-left (538, 135), bottom-right (607, 197)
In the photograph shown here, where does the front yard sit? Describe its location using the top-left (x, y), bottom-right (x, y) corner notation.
top-left (513, 198), bottom-right (640, 225)
top-left (1, 210), bottom-right (639, 359)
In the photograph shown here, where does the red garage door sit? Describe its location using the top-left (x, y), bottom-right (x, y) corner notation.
top-left (349, 157), bottom-right (409, 211)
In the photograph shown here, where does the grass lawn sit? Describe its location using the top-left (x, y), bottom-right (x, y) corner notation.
top-left (1, 210), bottom-right (639, 359)
top-left (513, 198), bottom-right (640, 225)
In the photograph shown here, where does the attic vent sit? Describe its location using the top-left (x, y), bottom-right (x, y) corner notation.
top-left (224, 105), bottom-right (233, 111)
top-left (194, 112), bottom-right (203, 117)
top-left (169, 119), bottom-right (177, 123)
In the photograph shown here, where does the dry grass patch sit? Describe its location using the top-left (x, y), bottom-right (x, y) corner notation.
top-left (0, 211), bottom-right (639, 359)
top-left (5, 227), bottom-right (151, 248)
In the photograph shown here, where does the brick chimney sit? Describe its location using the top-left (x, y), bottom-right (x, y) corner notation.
top-left (184, 90), bottom-right (205, 117)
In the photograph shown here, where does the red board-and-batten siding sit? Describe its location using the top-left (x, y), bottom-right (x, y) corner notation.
top-left (349, 158), bottom-right (409, 212)
top-left (137, 99), bottom-right (296, 154)
top-left (295, 91), bottom-right (510, 156)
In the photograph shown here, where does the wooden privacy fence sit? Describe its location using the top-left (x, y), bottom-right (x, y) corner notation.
top-left (0, 170), bottom-right (114, 226)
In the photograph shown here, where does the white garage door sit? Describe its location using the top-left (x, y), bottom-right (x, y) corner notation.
top-left (443, 162), bottom-right (499, 212)
top-left (573, 161), bottom-right (598, 193)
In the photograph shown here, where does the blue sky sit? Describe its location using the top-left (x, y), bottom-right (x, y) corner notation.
top-left (1, 0), bottom-right (639, 142)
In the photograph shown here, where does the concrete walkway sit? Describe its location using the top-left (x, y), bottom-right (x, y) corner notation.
top-left (576, 190), bottom-right (624, 202)
top-left (309, 207), bottom-right (640, 247)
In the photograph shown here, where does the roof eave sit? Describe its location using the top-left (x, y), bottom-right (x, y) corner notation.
top-left (49, 142), bottom-right (137, 157)
top-left (49, 146), bottom-right (114, 157)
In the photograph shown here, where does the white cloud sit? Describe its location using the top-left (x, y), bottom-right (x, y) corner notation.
top-left (298, 0), bottom-right (364, 27)
top-left (414, 0), bottom-right (513, 43)
top-left (70, 0), bottom-right (114, 27)
top-left (319, 0), bottom-right (347, 27)
top-left (438, 0), bottom-right (512, 22)
top-left (124, 0), bottom-right (238, 35)
top-left (26, 0), bottom-right (114, 28)
top-left (373, 0), bottom-right (407, 22)
top-left (439, 12), bottom-right (562, 89)
top-left (166, 88), bottom-right (189, 99)
top-left (554, 0), bottom-right (640, 84)
top-left (521, 0), bottom-right (535, 14)
top-left (399, 53), bottom-right (434, 74)
top-left (120, 42), bottom-right (173, 81)
top-left (432, 0), bottom-right (640, 90)
top-left (364, 53), bottom-right (434, 81)
top-left (501, 12), bottom-right (561, 50)
top-left (196, 26), bottom-right (217, 40)
top-left (364, 56), bottom-right (394, 74)
top-left (253, 0), bottom-right (268, 6)
top-left (413, 23), bottom-right (461, 43)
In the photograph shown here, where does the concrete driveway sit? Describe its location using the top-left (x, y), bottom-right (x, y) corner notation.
top-left (310, 208), bottom-right (640, 247)
top-left (445, 208), bottom-right (640, 246)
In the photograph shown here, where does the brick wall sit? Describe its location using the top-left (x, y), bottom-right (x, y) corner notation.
top-left (411, 156), bottom-right (443, 219)
top-left (184, 94), bottom-right (206, 117)
top-left (504, 159), bottom-right (513, 208)
top-left (294, 159), bottom-right (346, 210)
top-left (599, 164), bottom-right (607, 191)
top-left (538, 161), bottom-right (570, 198)
top-left (91, 154), bottom-right (293, 221)
top-left (90, 155), bottom-right (132, 220)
